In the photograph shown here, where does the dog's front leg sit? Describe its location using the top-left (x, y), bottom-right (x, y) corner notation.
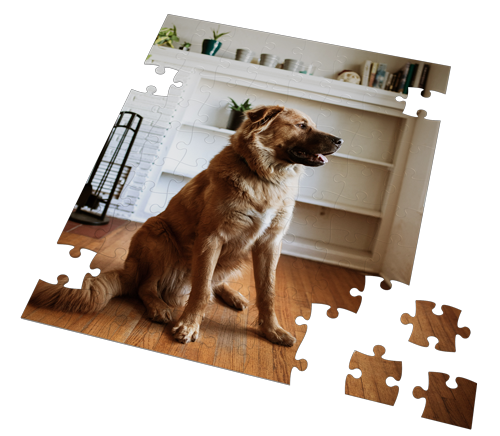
top-left (172, 234), bottom-right (222, 344)
top-left (252, 236), bottom-right (296, 347)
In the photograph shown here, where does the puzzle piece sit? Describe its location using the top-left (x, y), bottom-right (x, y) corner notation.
top-left (395, 87), bottom-right (446, 120)
top-left (401, 300), bottom-right (471, 352)
top-left (345, 345), bottom-right (402, 406)
top-left (39, 244), bottom-right (100, 289)
top-left (413, 372), bottom-right (477, 429)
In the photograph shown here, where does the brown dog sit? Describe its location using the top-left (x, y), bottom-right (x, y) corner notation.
top-left (32, 105), bottom-right (343, 346)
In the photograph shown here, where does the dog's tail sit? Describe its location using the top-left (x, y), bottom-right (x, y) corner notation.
top-left (30, 270), bottom-right (125, 313)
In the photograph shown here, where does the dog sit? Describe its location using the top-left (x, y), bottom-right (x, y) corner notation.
top-left (32, 105), bottom-right (343, 346)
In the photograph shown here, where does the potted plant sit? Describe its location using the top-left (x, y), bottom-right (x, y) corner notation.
top-left (226, 98), bottom-right (252, 131)
top-left (154, 26), bottom-right (179, 48)
top-left (202, 26), bottom-right (230, 56)
top-left (179, 42), bottom-right (191, 51)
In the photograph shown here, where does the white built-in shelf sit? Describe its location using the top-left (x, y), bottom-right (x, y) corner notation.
top-left (181, 122), bottom-right (394, 169)
top-left (162, 167), bottom-right (197, 179)
top-left (181, 122), bottom-right (235, 136)
top-left (333, 153), bottom-right (393, 168)
top-left (296, 195), bottom-right (382, 218)
top-left (147, 46), bottom-right (407, 117)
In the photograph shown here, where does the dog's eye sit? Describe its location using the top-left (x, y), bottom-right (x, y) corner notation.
top-left (297, 123), bottom-right (307, 129)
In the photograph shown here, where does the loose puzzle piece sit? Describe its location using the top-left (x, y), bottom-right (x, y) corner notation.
top-left (345, 345), bottom-right (402, 406)
top-left (39, 244), bottom-right (100, 289)
top-left (413, 372), bottom-right (477, 429)
top-left (395, 87), bottom-right (446, 120)
top-left (401, 300), bottom-right (471, 352)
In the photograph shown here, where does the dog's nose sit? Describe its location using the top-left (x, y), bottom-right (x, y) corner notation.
top-left (333, 137), bottom-right (343, 146)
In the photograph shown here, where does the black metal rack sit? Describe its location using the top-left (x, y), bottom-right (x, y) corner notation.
top-left (70, 111), bottom-right (143, 225)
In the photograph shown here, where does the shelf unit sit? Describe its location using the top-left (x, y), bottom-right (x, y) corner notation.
top-left (136, 45), bottom-right (434, 283)
top-left (181, 121), bottom-right (395, 169)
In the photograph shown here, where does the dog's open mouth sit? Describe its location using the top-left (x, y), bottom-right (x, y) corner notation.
top-left (288, 148), bottom-right (336, 166)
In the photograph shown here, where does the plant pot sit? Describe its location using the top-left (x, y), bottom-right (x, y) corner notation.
top-left (202, 39), bottom-right (222, 56)
top-left (226, 109), bottom-right (246, 131)
top-left (179, 46), bottom-right (190, 51)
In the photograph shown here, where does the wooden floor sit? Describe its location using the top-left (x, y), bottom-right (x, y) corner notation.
top-left (22, 221), bottom-right (365, 384)
top-left (21, 220), bottom-right (477, 425)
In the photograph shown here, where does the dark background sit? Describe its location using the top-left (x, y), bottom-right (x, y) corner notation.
top-left (19, 14), bottom-right (477, 430)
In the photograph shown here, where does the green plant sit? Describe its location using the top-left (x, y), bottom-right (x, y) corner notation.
top-left (154, 26), bottom-right (179, 48)
top-left (211, 26), bottom-right (230, 41)
top-left (228, 98), bottom-right (252, 112)
top-left (180, 41), bottom-right (191, 48)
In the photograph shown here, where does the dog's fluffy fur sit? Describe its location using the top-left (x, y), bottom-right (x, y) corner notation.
top-left (31, 105), bottom-right (342, 346)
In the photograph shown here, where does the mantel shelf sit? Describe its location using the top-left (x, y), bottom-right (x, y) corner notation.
top-left (180, 122), bottom-right (394, 168)
top-left (147, 46), bottom-right (408, 118)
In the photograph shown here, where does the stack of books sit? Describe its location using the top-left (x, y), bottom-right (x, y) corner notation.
top-left (361, 61), bottom-right (430, 94)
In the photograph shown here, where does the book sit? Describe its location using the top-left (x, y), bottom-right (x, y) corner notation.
top-left (373, 63), bottom-right (387, 89)
top-left (389, 71), bottom-right (401, 92)
top-left (384, 73), bottom-right (393, 90)
top-left (409, 63), bottom-right (419, 88)
top-left (412, 63), bottom-right (424, 89)
top-left (396, 62), bottom-right (410, 93)
top-left (361, 60), bottom-right (372, 86)
top-left (368, 62), bottom-right (378, 87)
top-left (419, 64), bottom-right (430, 90)
top-left (403, 64), bottom-right (416, 94)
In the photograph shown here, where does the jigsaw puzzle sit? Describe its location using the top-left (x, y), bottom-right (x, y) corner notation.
top-left (401, 300), bottom-right (471, 352)
top-left (413, 372), bottom-right (477, 429)
top-left (21, 14), bottom-right (452, 395)
top-left (345, 345), bottom-right (402, 406)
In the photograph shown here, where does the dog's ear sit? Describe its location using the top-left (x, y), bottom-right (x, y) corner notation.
top-left (246, 105), bottom-right (284, 127)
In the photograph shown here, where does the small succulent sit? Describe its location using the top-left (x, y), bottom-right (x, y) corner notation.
top-left (229, 98), bottom-right (252, 112)
top-left (212, 26), bottom-right (230, 41)
top-left (154, 26), bottom-right (179, 48)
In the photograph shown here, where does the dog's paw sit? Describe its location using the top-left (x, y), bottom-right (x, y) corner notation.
top-left (259, 325), bottom-right (296, 347)
top-left (172, 319), bottom-right (200, 344)
top-left (147, 305), bottom-right (173, 324)
top-left (225, 291), bottom-right (249, 310)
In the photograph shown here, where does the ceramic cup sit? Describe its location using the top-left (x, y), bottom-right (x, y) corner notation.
top-left (260, 53), bottom-right (280, 68)
top-left (235, 49), bottom-right (254, 63)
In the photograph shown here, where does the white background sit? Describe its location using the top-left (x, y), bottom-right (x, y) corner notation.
top-left (0, 0), bottom-right (500, 435)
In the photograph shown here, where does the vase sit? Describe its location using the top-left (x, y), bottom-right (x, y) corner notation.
top-left (226, 109), bottom-right (246, 131)
top-left (202, 39), bottom-right (222, 56)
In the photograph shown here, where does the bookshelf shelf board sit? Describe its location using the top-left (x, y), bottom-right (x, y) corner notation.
top-left (161, 167), bottom-right (196, 179)
top-left (295, 195), bottom-right (382, 218)
top-left (182, 123), bottom-right (394, 169)
top-left (181, 122), bottom-right (235, 136)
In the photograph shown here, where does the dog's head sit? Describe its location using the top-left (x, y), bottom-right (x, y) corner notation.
top-left (240, 105), bottom-right (343, 167)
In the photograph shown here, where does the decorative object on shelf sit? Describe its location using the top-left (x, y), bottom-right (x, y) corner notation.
top-left (337, 70), bottom-right (361, 84)
top-left (235, 48), bottom-right (253, 62)
top-left (226, 98), bottom-right (252, 131)
top-left (283, 59), bottom-right (306, 72)
top-left (202, 26), bottom-right (229, 56)
top-left (306, 64), bottom-right (317, 75)
top-left (154, 26), bottom-right (179, 48)
top-left (70, 112), bottom-right (143, 225)
top-left (260, 53), bottom-right (280, 68)
top-left (179, 42), bottom-right (191, 51)
top-left (298, 63), bottom-right (317, 75)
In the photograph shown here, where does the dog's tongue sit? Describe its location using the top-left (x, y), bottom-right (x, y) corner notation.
top-left (314, 153), bottom-right (328, 163)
